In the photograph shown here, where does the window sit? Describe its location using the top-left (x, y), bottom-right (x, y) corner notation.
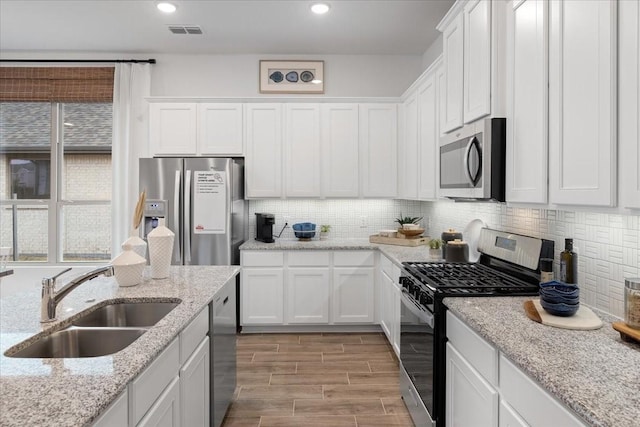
top-left (0, 101), bottom-right (113, 262)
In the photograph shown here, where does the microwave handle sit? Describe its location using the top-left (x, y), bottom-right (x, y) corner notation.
top-left (463, 136), bottom-right (482, 186)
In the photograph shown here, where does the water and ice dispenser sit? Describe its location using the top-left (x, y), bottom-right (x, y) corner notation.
top-left (142, 199), bottom-right (168, 240)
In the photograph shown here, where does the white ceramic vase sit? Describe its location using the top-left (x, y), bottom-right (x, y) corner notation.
top-left (112, 243), bottom-right (146, 287)
top-left (122, 234), bottom-right (147, 259)
top-left (147, 219), bottom-right (175, 279)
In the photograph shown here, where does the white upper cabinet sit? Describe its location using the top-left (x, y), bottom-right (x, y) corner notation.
top-left (463, 0), bottom-right (492, 123)
top-left (245, 104), bottom-right (283, 198)
top-left (321, 104), bottom-right (360, 198)
top-left (359, 104), bottom-right (398, 198)
top-left (399, 93), bottom-right (419, 199)
top-left (284, 104), bottom-right (321, 197)
top-left (439, 0), bottom-right (493, 134)
top-left (441, 13), bottom-right (465, 133)
top-left (418, 69), bottom-right (439, 200)
top-left (549, 0), bottom-right (617, 207)
top-left (400, 61), bottom-right (440, 201)
top-left (149, 103), bottom-right (197, 155)
top-left (618, 0), bottom-right (640, 210)
top-left (197, 103), bottom-right (243, 155)
top-left (506, 0), bottom-right (549, 204)
top-left (149, 103), bottom-right (243, 156)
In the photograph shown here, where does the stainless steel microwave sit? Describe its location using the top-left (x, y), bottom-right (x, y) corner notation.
top-left (439, 118), bottom-right (506, 202)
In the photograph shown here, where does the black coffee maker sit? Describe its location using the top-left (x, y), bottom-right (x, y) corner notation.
top-left (255, 213), bottom-right (275, 243)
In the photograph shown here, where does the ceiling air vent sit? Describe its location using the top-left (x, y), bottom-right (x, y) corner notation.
top-left (168, 25), bottom-right (203, 35)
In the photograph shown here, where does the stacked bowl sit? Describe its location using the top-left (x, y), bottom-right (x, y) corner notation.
top-left (292, 222), bottom-right (316, 240)
top-left (539, 280), bottom-right (580, 317)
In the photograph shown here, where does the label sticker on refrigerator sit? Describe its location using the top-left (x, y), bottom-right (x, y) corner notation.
top-left (193, 170), bottom-right (226, 234)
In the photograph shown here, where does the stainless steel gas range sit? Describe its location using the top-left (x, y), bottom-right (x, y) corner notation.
top-left (398, 228), bottom-right (554, 427)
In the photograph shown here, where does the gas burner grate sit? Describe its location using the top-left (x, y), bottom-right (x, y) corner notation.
top-left (402, 261), bottom-right (539, 296)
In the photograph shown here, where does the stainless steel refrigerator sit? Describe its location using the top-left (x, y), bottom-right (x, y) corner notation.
top-left (139, 157), bottom-right (247, 265)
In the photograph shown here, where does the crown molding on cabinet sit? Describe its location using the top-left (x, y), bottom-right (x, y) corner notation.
top-left (145, 96), bottom-right (401, 104)
top-left (436, 0), bottom-right (467, 32)
top-left (401, 54), bottom-right (443, 101)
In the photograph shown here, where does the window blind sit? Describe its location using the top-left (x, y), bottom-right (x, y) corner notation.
top-left (0, 67), bottom-right (114, 102)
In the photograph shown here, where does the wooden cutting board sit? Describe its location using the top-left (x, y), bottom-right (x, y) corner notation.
top-left (369, 235), bottom-right (430, 247)
top-left (612, 322), bottom-right (640, 344)
top-left (523, 299), bottom-right (603, 330)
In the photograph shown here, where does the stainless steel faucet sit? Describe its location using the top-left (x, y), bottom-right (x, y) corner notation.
top-left (41, 265), bottom-right (114, 323)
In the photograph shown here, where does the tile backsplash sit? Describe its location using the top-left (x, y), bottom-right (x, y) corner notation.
top-left (248, 199), bottom-right (639, 319)
top-left (249, 199), bottom-right (424, 240)
top-left (422, 201), bottom-right (640, 319)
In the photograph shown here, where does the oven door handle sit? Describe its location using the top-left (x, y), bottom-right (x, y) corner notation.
top-left (401, 290), bottom-right (434, 329)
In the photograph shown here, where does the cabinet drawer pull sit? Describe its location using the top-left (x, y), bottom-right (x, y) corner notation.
top-left (223, 296), bottom-right (229, 305)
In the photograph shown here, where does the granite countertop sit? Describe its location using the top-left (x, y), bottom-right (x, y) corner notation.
top-left (240, 238), bottom-right (435, 266)
top-left (445, 296), bottom-right (640, 427)
top-left (0, 265), bottom-right (239, 427)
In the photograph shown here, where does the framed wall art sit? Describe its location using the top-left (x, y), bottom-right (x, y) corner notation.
top-left (259, 60), bottom-right (324, 94)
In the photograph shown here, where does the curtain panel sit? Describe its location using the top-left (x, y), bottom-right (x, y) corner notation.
top-left (0, 67), bottom-right (114, 102)
top-left (111, 63), bottom-right (151, 256)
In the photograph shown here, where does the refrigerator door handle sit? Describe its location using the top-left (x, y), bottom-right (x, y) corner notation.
top-left (184, 169), bottom-right (192, 263)
top-left (174, 170), bottom-right (181, 263)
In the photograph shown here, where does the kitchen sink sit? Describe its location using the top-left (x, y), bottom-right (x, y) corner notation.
top-left (72, 301), bottom-right (180, 327)
top-left (6, 328), bottom-right (147, 358)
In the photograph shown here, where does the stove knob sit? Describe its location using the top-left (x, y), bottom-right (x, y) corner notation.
top-left (419, 292), bottom-right (433, 306)
top-left (399, 277), bottom-right (412, 290)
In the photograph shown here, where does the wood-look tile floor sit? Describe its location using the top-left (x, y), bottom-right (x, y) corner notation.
top-left (221, 333), bottom-right (415, 427)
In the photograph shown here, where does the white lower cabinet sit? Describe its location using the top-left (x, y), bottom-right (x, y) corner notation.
top-left (241, 268), bottom-right (284, 325)
top-left (287, 268), bottom-right (330, 324)
top-left (378, 254), bottom-right (400, 356)
top-left (499, 400), bottom-right (528, 427)
top-left (241, 250), bottom-right (376, 327)
top-left (179, 338), bottom-right (210, 427)
top-left (500, 354), bottom-right (586, 427)
top-left (446, 342), bottom-right (499, 427)
top-left (447, 311), bottom-right (587, 427)
top-left (130, 339), bottom-right (181, 425)
top-left (333, 267), bottom-right (375, 323)
top-left (92, 390), bottom-right (128, 427)
top-left (138, 377), bottom-right (180, 427)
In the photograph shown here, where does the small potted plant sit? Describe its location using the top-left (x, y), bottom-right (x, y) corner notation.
top-left (429, 238), bottom-right (443, 259)
top-left (395, 214), bottom-right (424, 237)
top-left (395, 214), bottom-right (423, 229)
top-left (320, 225), bottom-right (331, 240)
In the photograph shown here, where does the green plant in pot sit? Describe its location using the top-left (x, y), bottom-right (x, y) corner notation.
top-left (394, 214), bottom-right (423, 228)
top-left (429, 238), bottom-right (443, 249)
top-left (320, 225), bottom-right (331, 240)
top-left (429, 238), bottom-right (443, 259)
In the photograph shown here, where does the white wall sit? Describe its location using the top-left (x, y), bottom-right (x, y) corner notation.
top-left (2, 51), bottom-right (424, 97)
top-left (421, 34), bottom-right (443, 71)
top-left (150, 53), bottom-right (424, 97)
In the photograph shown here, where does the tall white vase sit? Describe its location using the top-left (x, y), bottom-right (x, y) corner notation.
top-left (147, 219), bottom-right (175, 279)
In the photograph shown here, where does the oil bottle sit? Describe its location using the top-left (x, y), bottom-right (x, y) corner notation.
top-left (560, 238), bottom-right (577, 284)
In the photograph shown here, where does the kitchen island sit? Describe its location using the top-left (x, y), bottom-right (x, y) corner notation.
top-left (0, 265), bottom-right (239, 427)
top-left (445, 296), bottom-right (640, 427)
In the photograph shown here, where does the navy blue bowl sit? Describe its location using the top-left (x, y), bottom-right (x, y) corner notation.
top-left (539, 281), bottom-right (580, 298)
top-left (292, 222), bottom-right (316, 239)
top-left (540, 292), bottom-right (580, 305)
top-left (539, 298), bottom-right (579, 317)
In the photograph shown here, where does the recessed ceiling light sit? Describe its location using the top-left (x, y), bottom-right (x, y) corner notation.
top-left (311, 3), bottom-right (330, 15)
top-left (157, 2), bottom-right (177, 13)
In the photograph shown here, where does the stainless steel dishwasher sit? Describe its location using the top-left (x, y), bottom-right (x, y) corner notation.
top-left (211, 277), bottom-right (237, 427)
